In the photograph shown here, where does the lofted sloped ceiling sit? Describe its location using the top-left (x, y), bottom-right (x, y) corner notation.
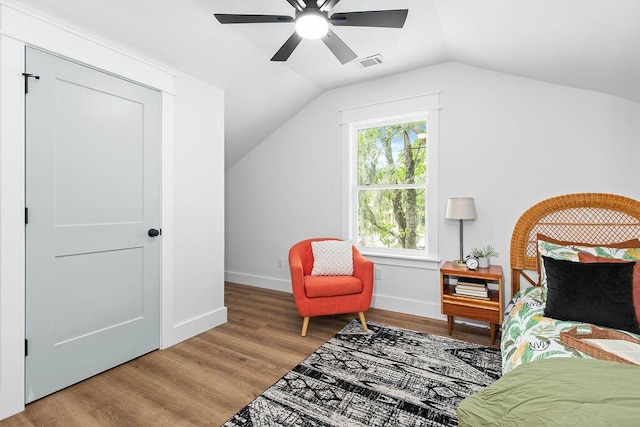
top-left (6, 0), bottom-right (640, 169)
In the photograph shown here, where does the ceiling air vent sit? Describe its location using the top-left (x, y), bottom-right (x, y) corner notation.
top-left (355, 54), bottom-right (384, 69)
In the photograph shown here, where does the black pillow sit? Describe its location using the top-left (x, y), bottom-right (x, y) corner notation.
top-left (542, 256), bottom-right (640, 334)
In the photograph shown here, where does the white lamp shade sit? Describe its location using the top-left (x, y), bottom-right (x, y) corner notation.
top-left (445, 197), bottom-right (477, 220)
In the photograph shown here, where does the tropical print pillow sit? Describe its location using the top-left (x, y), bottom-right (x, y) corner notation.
top-left (575, 245), bottom-right (640, 262)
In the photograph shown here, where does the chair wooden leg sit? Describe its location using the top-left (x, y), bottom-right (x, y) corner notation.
top-left (301, 316), bottom-right (310, 337)
top-left (358, 312), bottom-right (368, 332)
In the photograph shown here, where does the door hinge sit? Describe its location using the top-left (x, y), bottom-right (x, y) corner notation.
top-left (25, 339), bottom-right (28, 357)
top-left (21, 73), bottom-right (40, 94)
top-left (25, 207), bottom-right (28, 224)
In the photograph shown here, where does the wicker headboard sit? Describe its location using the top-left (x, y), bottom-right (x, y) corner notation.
top-left (510, 193), bottom-right (640, 296)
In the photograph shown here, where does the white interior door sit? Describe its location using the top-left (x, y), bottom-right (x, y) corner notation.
top-left (25, 47), bottom-right (162, 403)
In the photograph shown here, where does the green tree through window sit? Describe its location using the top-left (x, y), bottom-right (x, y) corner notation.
top-left (356, 120), bottom-right (427, 250)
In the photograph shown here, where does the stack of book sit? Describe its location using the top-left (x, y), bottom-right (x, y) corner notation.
top-left (453, 278), bottom-right (489, 300)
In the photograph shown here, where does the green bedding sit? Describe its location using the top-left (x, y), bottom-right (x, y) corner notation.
top-left (457, 358), bottom-right (640, 426)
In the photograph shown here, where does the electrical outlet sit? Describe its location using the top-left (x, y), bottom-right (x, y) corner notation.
top-left (375, 268), bottom-right (382, 280)
top-left (277, 257), bottom-right (283, 268)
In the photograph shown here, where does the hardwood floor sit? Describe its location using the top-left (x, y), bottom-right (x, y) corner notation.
top-left (2, 282), bottom-right (497, 426)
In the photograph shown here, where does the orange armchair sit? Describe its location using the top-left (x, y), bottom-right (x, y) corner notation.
top-left (288, 238), bottom-right (374, 336)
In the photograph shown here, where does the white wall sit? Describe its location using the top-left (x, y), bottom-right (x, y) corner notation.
top-left (0, 4), bottom-right (226, 420)
top-left (225, 61), bottom-right (640, 320)
top-left (165, 72), bottom-right (226, 344)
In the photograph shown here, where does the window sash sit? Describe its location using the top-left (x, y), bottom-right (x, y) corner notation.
top-left (356, 188), bottom-right (427, 251)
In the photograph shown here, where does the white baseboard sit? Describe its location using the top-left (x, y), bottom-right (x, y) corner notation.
top-left (371, 293), bottom-right (444, 320)
top-left (225, 270), bottom-right (291, 293)
top-left (224, 270), bottom-right (449, 322)
top-left (161, 306), bottom-right (228, 349)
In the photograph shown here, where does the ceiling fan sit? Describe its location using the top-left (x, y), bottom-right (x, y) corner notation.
top-left (214, 0), bottom-right (408, 64)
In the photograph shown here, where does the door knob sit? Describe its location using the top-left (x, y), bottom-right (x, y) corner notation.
top-left (148, 228), bottom-right (161, 237)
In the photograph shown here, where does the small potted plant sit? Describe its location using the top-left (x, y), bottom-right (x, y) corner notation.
top-left (470, 245), bottom-right (498, 268)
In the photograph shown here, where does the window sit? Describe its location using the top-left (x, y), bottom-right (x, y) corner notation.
top-left (342, 94), bottom-right (439, 265)
top-left (355, 115), bottom-right (427, 249)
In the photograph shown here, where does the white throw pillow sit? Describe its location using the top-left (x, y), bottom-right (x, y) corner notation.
top-left (311, 240), bottom-right (354, 276)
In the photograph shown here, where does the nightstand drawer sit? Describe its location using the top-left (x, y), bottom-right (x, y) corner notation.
top-left (442, 300), bottom-right (501, 324)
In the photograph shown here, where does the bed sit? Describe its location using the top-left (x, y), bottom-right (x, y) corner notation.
top-left (458, 193), bottom-right (640, 425)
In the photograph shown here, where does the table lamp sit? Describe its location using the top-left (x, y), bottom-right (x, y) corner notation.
top-left (445, 197), bottom-right (477, 267)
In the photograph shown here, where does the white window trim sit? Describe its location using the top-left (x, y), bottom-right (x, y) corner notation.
top-left (341, 93), bottom-right (440, 270)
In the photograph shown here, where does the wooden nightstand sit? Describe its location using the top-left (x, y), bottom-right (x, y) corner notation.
top-left (440, 261), bottom-right (503, 344)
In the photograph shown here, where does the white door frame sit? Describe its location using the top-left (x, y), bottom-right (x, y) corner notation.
top-left (0, 3), bottom-right (176, 418)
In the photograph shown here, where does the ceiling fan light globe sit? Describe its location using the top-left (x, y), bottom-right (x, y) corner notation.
top-left (295, 13), bottom-right (328, 39)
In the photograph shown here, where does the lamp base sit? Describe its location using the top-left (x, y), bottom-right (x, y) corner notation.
top-left (452, 259), bottom-right (467, 268)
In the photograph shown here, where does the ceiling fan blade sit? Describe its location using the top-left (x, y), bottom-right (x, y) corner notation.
top-left (329, 10), bottom-right (409, 28)
top-left (319, 0), bottom-right (342, 12)
top-left (321, 29), bottom-right (357, 64)
top-left (285, 0), bottom-right (305, 12)
top-left (215, 14), bottom-right (294, 24)
top-left (271, 32), bottom-right (304, 62)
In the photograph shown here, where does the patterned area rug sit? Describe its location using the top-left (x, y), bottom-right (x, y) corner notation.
top-left (223, 320), bottom-right (501, 426)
